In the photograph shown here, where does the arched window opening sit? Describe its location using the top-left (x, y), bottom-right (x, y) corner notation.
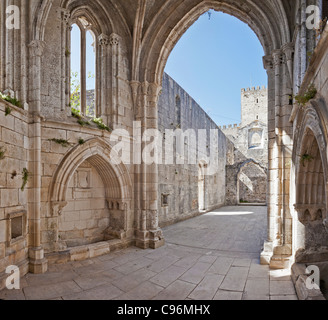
top-left (70, 18), bottom-right (96, 117)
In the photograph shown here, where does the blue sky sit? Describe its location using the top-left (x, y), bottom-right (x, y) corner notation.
top-left (164, 10), bottom-right (267, 127)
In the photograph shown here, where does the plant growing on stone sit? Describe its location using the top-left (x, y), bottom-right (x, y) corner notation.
top-left (92, 117), bottom-right (111, 132)
top-left (300, 154), bottom-right (314, 167)
top-left (48, 138), bottom-right (72, 148)
top-left (78, 138), bottom-right (86, 145)
top-left (65, 47), bottom-right (71, 57)
top-left (0, 92), bottom-right (22, 109)
top-left (21, 168), bottom-right (30, 191)
top-left (5, 106), bottom-right (12, 116)
top-left (295, 84), bottom-right (317, 106)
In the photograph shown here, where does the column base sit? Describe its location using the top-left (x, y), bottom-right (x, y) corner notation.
top-left (29, 247), bottom-right (48, 274)
top-left (260, 241), bottom-right (274, 265)
top-left (135, 229), bottom-right (165, 249)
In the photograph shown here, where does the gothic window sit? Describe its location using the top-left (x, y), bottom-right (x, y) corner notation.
top-left (70, 18), bottom-right (96, 117)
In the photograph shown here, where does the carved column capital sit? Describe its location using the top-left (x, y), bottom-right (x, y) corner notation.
top-left (282, 43), bottom-right (294, 61)
top-left (272, 49), bottom-right (283, 67)
top-left (109, 34), bottom-right (120, 46)
top-left (56, 8), bottom-right (71, 26)
top-left (98, 34), bottom-right (110, 46)
top-left (28, 40), bottom-right (46, 57)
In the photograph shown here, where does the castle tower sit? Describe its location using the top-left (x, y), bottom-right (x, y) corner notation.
top-left (241, 86), bottom-right (268, 127)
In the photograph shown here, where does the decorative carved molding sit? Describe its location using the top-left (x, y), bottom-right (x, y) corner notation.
top-left (294, 203), bottom-right (325, 224)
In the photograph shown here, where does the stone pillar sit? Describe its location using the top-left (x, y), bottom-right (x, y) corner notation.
top-left (133, 81), bottom-right (165, 249)
top-left (261, 54), bottom-right (276, 264)
top-left (98, 34), bottom-right (109, 119)
top-left (28, 39), bottom-right (48, 274)
top-left (109, 33), bottom-right (120, 127)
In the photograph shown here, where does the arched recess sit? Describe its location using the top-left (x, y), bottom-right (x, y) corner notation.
top-left (137, 0), bottom-right (290, 84)
top-left (292, 99), bottom-right (328, 262)
top-left (48, 138), bottom-right (133, 251)
top-left (237, 160), bottom-right (267, 205)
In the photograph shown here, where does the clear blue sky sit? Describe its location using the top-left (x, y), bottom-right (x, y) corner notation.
top-left (164, 10), bottom-right (267, 127)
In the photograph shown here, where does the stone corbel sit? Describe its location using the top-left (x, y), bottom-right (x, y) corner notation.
top-left (262, 55), bottom-right (273, 71)
top-left (51, 201), bottom-right (68, 217)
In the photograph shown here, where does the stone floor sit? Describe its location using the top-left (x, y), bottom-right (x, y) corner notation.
top-left (0, 206), bottom-right (298, 300)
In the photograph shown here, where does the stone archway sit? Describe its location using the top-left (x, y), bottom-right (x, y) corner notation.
top-left (48, 138), bottom-right (133, 253)
top-left (292, 102), bottom-right (328, 263)
top-left (130, 0), bottom-right (294, 267)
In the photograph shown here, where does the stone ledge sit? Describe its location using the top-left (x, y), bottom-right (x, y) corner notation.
top-left (45, 239), bottom-right (134, 265)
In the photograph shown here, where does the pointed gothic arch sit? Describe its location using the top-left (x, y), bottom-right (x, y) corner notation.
top-left (49, 138), bottom-right (132, 216)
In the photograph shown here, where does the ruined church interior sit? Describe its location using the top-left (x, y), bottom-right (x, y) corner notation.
top-left (0, 0), bottom-right (328, 301)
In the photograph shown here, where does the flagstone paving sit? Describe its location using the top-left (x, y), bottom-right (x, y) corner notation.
top-left (0, 206), bottom-right (298, 300)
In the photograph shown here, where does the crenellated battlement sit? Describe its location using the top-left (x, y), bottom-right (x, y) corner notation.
top-left (241, 86), bottom-right (266, 92)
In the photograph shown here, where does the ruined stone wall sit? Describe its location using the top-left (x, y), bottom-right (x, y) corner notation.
top-left (222, 87), bottom-right (268, 205)
top-left (157, 73), bottom-right (227, 227)
top-left (0, 100), bottom-right (29, 288)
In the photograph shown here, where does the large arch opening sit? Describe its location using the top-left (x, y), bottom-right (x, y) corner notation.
top-left (156, 8), bottom-right (270, 235)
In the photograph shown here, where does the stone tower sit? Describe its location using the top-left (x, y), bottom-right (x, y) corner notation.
top-left (241, 86), bottom-right (268, 127)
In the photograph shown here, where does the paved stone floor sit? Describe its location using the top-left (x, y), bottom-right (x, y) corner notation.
top-left (0, 206), bottom-right (298, 300)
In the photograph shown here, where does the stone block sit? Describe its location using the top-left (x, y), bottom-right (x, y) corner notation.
top-left (70, 246), bottom-right (90, 261)
top-left (89, 242), bottom-right (110, 258)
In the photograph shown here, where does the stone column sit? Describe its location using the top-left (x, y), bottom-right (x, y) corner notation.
top-left (28, 39), bottom-right (48, 274)
top-left (146, 83), bottom-right (164, 249)
top-left (261, 54), bottom-right (277, 264)
top-left (98, 34), bottom-right (109, 119)
top-left (132, 81), bottom-right (165, 249)
top-left (109, 33), bottom-right (120, 127)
